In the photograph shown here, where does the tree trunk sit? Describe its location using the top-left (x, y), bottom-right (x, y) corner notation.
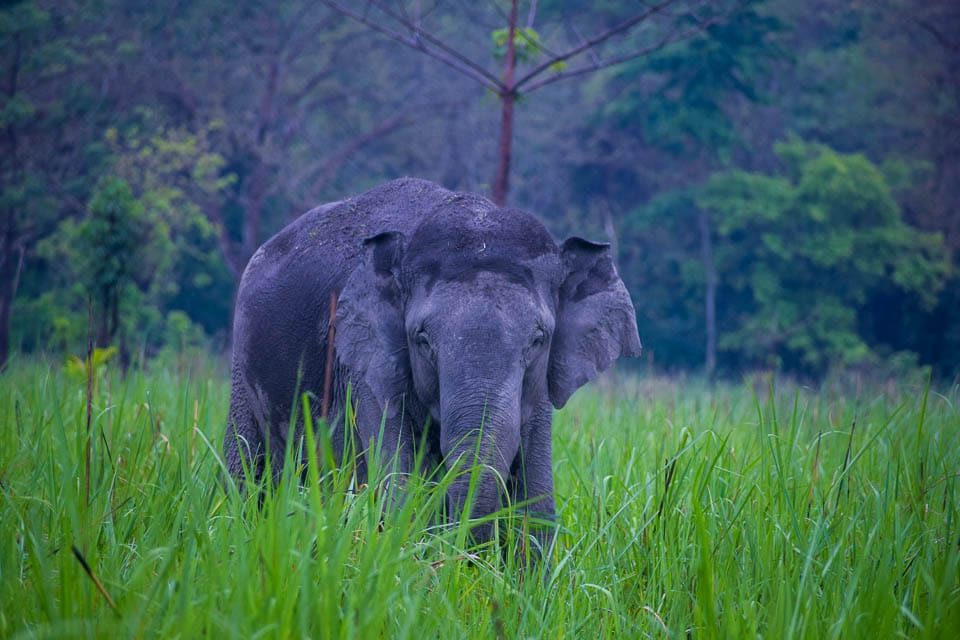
top-left (0, 239), bottom-right (24, 371)
top-left (97, 286), bottom-right (110, 348)
top-left (492, 0), bottom-right (519, 206)
top-left (698, 209), bottom-right (717, 379)
top-left (0, 257), bottom-right (13, 371)
top-left (243, 165), bottom-right (266, 271)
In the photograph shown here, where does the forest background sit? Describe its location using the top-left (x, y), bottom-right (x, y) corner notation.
top-left (2, 0), bottom-right (958, 382)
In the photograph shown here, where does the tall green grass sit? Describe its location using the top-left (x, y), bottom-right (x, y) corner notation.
top-left (1, 358), bottom-right (958, 638)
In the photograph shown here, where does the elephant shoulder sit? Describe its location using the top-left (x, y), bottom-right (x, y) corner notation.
top-left (237, 178), bottom-right (466, 311)
top-left (351, 177), bottom-right (459, 231)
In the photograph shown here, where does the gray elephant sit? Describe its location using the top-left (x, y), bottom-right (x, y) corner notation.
top-left (224, 178), bottom-right (641, 545)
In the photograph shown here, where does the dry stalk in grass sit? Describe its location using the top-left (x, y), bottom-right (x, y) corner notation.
top-left (84, 296), bottom-right (93, 506)
top-left (835, 418), bottom-right (857, 512)
top-left (321, 290), bottom-right (338, 421)
top-left (71, 545), bottom-right (118, 614)
top-left (806, 430), bottom-right (822, 519)
top-left (318, 291), bottom-right (339, 471)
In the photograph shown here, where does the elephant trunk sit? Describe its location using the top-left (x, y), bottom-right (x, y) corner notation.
top-left (439, 380), bottom-right (522, 541)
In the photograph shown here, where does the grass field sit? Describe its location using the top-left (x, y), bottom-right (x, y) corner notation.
top-left (1, 357), bottom-right (958, 638)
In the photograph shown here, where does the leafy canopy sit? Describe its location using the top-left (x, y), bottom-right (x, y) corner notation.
top-left (626, 140), bottom-right (948, 374)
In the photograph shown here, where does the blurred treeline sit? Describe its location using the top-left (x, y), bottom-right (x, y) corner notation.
top-left (1, 0), bottom-right (957, 380)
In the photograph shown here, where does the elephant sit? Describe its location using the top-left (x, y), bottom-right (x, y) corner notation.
top-left (224, 177), bottom-right (641, 546)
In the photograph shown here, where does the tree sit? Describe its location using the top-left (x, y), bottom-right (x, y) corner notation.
top-left (320, 0), bottom-right (730, 205)
top-left (4, 0), bottom-right (955, 378)
top-left (618, 189), bottom-right (709, 371)
top-left (647, 141), bottom-right (948, 375)
top-left (28, 121), bottom-right (237, 358)
top-left (582, 1), bottom-right (784, 375)
top-left (0, 1), bottom-right (114, 369)
top-left (6, 0), bottom-right (459, 358)
top-left (116, 0), bottom-right (425, 282)
top-left (76, 177), bottom-right (147, 347)
top-left (762, 0), bottom-right (960, 375)
top-left (103, 119), bottom-right (237, 340)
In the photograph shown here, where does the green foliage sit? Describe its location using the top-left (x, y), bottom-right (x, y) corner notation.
top-left (2, 362), bottom-right (958, 637)
top-left (491, 26), bottom-right (555, 66)
top-left (0, 92), bottom-right (35, 127)
top-left (63, 346), bottom-right (118, 395)
top-left (625, 140), bottom-right (948, 375)
top-left (619, 190), bottom-right (706, 369)
top-left (64, 345), bottom-right (117, 379)
top-left (0, 0), bottom-right (48, 39)
top-left (2, 0), bottom-right (126, 365)
top-left (104, 117), bottom-right (236, 336)
top-left (489, 24), bottom-right (566, 72)
top-left (0, 0), bottom-right (75, 235)
top-left (703, 141), bottom-right (947, 372)
top-left (22, 117), bottom-right (235, 355)
top-left (153, 310), bottom-right (210, 371)
top-left (602, 2), bottom-right (784, 160)
top-left (47, 175), bottom-right (162, 350)
top-left (79, 177), bottom-right (146, 301)
top-left (3, 0), bottom-right (958, 376)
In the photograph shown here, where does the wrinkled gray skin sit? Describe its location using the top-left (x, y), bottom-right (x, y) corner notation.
top-left (225, 178), bottom-right (641, 546)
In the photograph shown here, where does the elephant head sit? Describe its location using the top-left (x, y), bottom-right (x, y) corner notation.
top-left (335, 197), bottom-right (641, 540)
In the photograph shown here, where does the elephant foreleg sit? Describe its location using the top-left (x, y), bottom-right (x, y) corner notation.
top-left (513, 407), bottom-right (557, 558)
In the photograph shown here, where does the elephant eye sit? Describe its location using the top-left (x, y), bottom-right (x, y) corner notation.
top-left (530, 327), bottom-right (547, 349)
top-left (414, 329), bottom-right (433, 353)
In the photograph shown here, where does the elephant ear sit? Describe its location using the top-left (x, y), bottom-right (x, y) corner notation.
top-left (548, 237), bottom-right (642, 408)
top-left (335, 231), bottom-right (408, 407)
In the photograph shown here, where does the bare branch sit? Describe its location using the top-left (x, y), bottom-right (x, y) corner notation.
top-left (566, 19), bottom-right (603, 68)
top-left (318, 112), bottom-right (411, 178)
top-left (283, 112), bottom-right (416, 213)
top-left (514, 0), bottom-right (680, 91)
top-left (362, 1), bottom-right (506, 88)
top-left (520, 9), bottom-right (723, 93)
top-left (206, 202), bottom-right (244, 281)
top-left (283, 11), bottom-right (340, 63)
top-left (284, 28), bottom-right (371, 106)
top-left (287, 66), bottom-right (338, 106)
top-left (914, 16), bottom-right (960, 53)
top-left (320, 0), bottom-right (503, 91)
top-left (254, 59), bottom-right (280, 145)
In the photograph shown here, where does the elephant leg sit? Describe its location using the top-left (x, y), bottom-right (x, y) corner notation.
top-left (354, 383), bottom-right (417, 508)
top-left (513, 406), bottom-right (557, 558)
top-left (224, 370), bottom-right (266, 489)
